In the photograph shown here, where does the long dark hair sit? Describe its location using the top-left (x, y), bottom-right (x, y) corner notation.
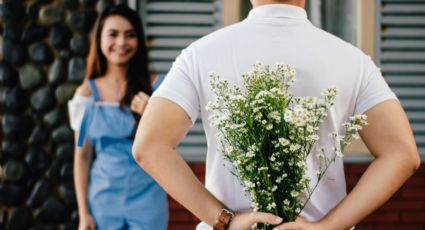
top-left (85, 4), bottom-right (152, 118)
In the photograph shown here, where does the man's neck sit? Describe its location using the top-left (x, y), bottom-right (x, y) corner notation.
top-left (251, 0), bottom-right (305, 9)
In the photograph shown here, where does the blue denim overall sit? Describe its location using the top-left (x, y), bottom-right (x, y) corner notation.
top-left (77, 79), bottom-right (168, 229)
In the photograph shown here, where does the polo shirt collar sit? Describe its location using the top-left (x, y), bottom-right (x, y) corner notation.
top-left (247, 4), bottom-right (308, 21)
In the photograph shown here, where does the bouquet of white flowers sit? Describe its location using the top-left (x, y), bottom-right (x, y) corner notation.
top-left (207, 62), bottom-right (367, 229)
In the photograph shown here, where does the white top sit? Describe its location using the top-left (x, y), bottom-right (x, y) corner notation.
top-left (68, 94), bottom-right (92, 131)
top-left (68, 76), bottom-right (165, 132)
top-left (68, 94), bottom-right (124, 131)
top-left (153, 4), bottom-right (397, 229)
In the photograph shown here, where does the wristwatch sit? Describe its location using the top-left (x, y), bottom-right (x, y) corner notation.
top-left (213, 208), bottom-right (235, 230)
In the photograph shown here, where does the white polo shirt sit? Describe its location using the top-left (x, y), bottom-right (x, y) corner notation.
top-left (153, 4), bottom-right (396, 229)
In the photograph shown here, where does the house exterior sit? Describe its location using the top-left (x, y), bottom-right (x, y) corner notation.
top-left (0, 0), bottom-right (423, 229)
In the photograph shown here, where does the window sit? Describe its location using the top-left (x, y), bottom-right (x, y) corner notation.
top-left (138, 0), bottom-right (222, 162)
top-left (376, 0), bottom-right (425, 159)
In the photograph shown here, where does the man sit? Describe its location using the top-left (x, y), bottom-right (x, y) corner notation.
top-left (132, 0), bottom-right (420, 229)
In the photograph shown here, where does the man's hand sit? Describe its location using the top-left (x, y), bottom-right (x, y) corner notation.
top-left (228, 213), bottom-right (328, 230)
top-left (228, 211), bottom-right (283, 230)
top-left (273, 216), bottom-right (355, 230)
top-left (272, 216), bottom-right (323, 230)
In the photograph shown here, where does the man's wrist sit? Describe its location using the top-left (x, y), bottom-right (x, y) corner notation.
top-left (213, 208), bottom-right (235, 230)
top-left (318, 216), bottom-right (355, 230)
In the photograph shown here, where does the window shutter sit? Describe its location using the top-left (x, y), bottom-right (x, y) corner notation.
top-left (140, 0), bottom-right (222, 161)
top-left (376, 0), bottom-right (425, 157)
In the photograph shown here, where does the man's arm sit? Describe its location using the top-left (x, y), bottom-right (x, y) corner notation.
top-left (132, 97), bottom-right (283, 229)
top-left (275, 99), bottom-right (420, 230)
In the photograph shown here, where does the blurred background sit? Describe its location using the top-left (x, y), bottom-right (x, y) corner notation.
top-left (0, 0), bottom-right (424, 229)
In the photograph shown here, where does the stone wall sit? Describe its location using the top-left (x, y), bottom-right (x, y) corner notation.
top-left (0, 0), bottom-right (125, 228)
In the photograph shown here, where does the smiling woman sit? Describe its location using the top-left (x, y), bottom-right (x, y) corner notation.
top-left (67, 4), bottom-right (168, 230)
top-left (100, 16), bottom-right (138, 67)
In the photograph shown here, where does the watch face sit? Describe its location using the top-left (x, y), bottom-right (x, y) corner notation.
top-left (214, 209), bottom-right (235, 230)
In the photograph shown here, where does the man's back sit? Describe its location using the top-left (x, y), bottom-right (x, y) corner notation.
top-left (191, 4), bottom-right (383, 119)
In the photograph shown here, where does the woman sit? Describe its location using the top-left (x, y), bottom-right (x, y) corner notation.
top-left (68, 5), bottom-right (168, 230)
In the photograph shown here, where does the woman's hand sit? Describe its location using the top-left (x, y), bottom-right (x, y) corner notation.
top-left (78, 212), bottom-right (96, 230)
top-left (130, 91), bottom-right (150, 116)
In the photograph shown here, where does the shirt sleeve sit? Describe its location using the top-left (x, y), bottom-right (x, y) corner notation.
top-left (354, 54), bottom-right (398, 115)
top-left (152, 47), bottom-right (200, 124)
top-left (67, 94), bottom-right (92, 131)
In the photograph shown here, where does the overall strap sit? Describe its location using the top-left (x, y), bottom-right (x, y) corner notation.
top-left (152, 74), bottom-right (165, 91)
top-left (88, 79), bottom-right (101, 101)
top-left (76, 105), bottom-right (90, 147)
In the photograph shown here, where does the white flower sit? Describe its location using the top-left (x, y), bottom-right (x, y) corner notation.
top-left (246, 151), bottom-right (255, 158)
top-left (267, 202), bottom-right (277, 210)
top-left (291, 190), bottom-right (299, 197)
top-left (230, 94), bottom-right (246, 102)
top-left (205, 102), bottom-right (214, 111)
top-left (276, 177), bottom-right (283, 183)
top-left (309, 134), bottom-right (319, 141)
top-left (215, 132), bottom-right (224, 140)
top-left (258, 166), bottom-right (269, 172)
top-left (278, 138), bottom-right (290, 146)
top-left (322, 86), bottom-right (338, 97)
top-left (245, 181), bottom-right (255, 188)
top-left (293, 105), bottom-right (309, 127)
top-left (296, 161), bottom-right (306, 167)
top-left (306, 125), bottom-right (314, 133)
top-left (269, 111), bottom-right (281, 122)
top-left (225, 145), bottom-right (233, 152)
top-left (290, 144), bottom-right (301, 152)
top-left (284, 109), bottom-right (294, 123)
